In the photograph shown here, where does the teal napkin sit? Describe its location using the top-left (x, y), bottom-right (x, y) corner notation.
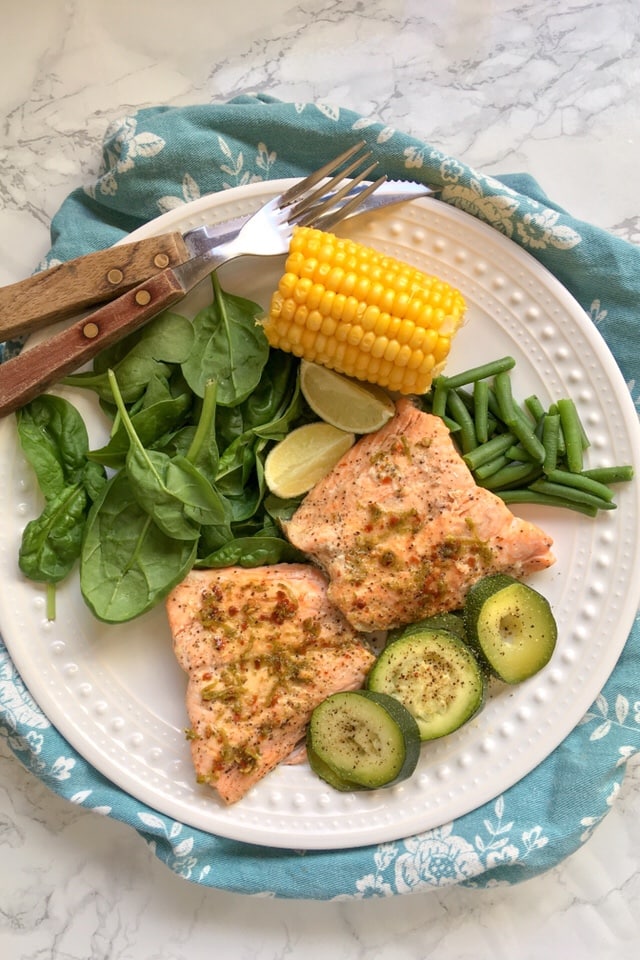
top-left (2, 94), bottom-right (639, 899)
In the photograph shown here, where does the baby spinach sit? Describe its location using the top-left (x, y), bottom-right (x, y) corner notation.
top-left (181, 273), bottom-right (269, 404)
top-left (17, 277), bottom-right (313, 625)
top-left (64, 312), bottom-right (195, 403)
top-left (16, 395), bottom-right (107, 590)
top-left (19, 484), bottom-right (90, 583)
top-left (81, 471), bottom-right (198, 623)
top-left (197, 531), bottom-right (304, 569)
top-left (17, 394), bottom-right (94, 499)
top-left (108, 370), bottom-right (227, 540)
top-left (88, 389), bottom-right (193, 468)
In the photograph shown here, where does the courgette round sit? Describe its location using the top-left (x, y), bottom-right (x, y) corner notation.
top-left (307, 690), bottom-right (421, 790)
top-left (463, 573), bottom-right (557, 683)
top-left (367, 628), bottom-right (486, 741)
top-left (387, 611), bottom-right (467, 644)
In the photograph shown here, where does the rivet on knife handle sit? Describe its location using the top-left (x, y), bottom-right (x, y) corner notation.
top-left (0, 232), bottom-right (190, 341)
top-left (0, 268), bottom-right (190, 419)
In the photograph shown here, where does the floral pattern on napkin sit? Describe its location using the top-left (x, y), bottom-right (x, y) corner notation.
top-left (1, 94), bottom-right (639, 900)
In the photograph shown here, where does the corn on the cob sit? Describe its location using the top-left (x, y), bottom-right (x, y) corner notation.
top-left (261, 226), bottom-right (467, 395)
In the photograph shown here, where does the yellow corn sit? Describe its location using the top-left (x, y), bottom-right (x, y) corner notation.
top-left (262, 226), bottom-right (467, 394)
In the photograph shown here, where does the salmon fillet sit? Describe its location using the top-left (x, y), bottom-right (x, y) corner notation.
top-left (284, 399), bottom-right (555, 632)
top-left (166, 563), bottom-right (375, 804)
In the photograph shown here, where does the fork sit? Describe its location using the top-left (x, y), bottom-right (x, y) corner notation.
top-left (178, 141), bottom-right (386, 268)
top-left (0, 143), bottom-right (387, 418)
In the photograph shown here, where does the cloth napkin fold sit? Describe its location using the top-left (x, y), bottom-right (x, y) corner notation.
top-left (2, 93), bottom-right (639, 900)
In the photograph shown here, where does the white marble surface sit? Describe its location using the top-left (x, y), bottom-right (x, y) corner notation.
top-left (1, 0), bottom-right (639, 956)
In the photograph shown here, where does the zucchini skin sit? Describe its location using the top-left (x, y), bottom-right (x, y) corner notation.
top-left (307, 690), bottom-right (421, 790)
top-left (463, 573), bottom-right (557, 683)
top-left (367, 628), bottom-right (486, 741)
top-left (386, 611), bottom-right (467, 644)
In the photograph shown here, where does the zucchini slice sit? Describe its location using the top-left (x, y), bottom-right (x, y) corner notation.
top-left (463, 573), bottom-right (557, 683)
top-left (387, 611), bottom-right (467, 644)
top-left (367, 628), bottom-right (486, 741)
top-left (307, 690), bottom-right (421, 790)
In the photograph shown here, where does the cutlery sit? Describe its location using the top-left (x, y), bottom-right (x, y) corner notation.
top-left (0, 143), bottom-right (434, 418)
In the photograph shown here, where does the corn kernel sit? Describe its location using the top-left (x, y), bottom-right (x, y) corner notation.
top-left (335, 321), bottom-right (350, 343)
top-left (331, 292), bottom-right (347, 320)
top-left (342, 296), bottom-right (360, 325)
top-left (320, 314), bottom-right (338, 337)
top-left (395, 344), bottom-right (413, 368)
top-left (371, 335), bottom-right (389, 359)
top-left (280, 298), bottom-right (297, 323)
top-left (361, 304), bottom-right (381, 331)
top-left (294, 277), bottom-right (313, 304)
top-left (307, 309), bottom-right (323, 332)
top-left (293, 305), bottom-right (308, 326)
top-left (383, 340), bottom-right (400, 363)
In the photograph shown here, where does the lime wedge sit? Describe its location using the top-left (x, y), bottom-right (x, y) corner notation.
top-left (300, 361), bottom-right (396, 434)
top-left (264, 422), bottom-right (355, 498)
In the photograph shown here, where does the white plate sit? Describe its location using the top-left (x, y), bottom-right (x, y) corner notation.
top-left (1, 181), bottom-right (639, 850)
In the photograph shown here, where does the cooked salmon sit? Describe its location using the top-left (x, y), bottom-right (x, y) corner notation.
top-left (166, 563), bottom-right (375, 804)
top-left (284, 399), bottom-right (555, 632)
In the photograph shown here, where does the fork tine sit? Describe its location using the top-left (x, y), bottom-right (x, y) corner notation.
top-left (287, 154), bottom-right (377, 220)
top-left (277, 140), bottom-right (368, 206)
top-left (301, 174), bottom-right (389, 232)
top-left (292, 161), bottom-right (381, 226)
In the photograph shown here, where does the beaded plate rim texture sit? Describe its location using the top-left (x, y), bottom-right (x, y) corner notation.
top-left (1, 180), bottom-right (639, 850)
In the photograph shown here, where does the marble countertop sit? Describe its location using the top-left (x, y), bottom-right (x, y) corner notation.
top-left (1, 1), bottom-right (639, 956)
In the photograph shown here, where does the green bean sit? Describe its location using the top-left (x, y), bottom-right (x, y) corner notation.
top-left (480, 461), bottom-right (543, 491)
top-left (440, 355), bottom-right (516, 390)
top-left (446, 388), bottom-right (477, 453)
top-left (431, 377), bottom-right (448, 418)
top-left (543, 468), bottom-right (615, 502)
top-left (557, 398), bottom-right (586, 472)
top-left (441, 415), bottom-right (462, 434)
top-left (473, 379), bottom-right (490, 443)
top-left (548, 403), bottom-right (566, 456)
top-left (485, 385), bottom-right (502, 420)
top-left (525, 395), bottom-right (545, 422)
top-left (493, 374), bottom-right (545, 462)
top-left (474, 454), bottom-right (510, 480)
top-left (462, 432), bottom-right (517, 471)
top-left (581, 465), bottom-right (634, 484)
top-left (530, 479), bottom-right (616, 511)
top-left (506, 443), bottom-right (537, 462)
top-left (499, 489), bottom-right (598, 517)
top-left (542, 413), bottom-right (560, 473)
top-left (493, 371), bottom-right (518, 425)
top-left (428, 356), bottom-right (634, 517)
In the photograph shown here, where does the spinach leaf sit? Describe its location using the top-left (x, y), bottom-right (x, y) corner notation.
top-left (19, 484), bottom-right (89, 582)
top-left (215, 351), bottom-right (296, 445)
top-left (108, 371), bottom-right (224, 540)
top-left (264, 493), bottom-right (304, 524)
top-left (64, 312), bottom-right (195, 403)
top-left (181, 273), bottom-right (269, 404)
top-left (17, 395), bottom-right (94, 499)
top-left (196, 533), bottom-right (304, 569)
top-left (88, 390), bottom-right (192, 468)
top-left (183, 379), bottom-right (220, 484)
top-left (82, 461), bottom-right (108, 502)
top-left (16, 395), bottom-right (107, 590)
top-left (80, 471), bottom-right (197, 623)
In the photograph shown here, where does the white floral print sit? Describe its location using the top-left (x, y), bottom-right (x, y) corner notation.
top-left (85, 114), bottom-right (165, 198)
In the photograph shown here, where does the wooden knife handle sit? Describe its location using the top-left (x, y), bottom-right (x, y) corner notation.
top-left (0, 268), bottom-right (189, 419)
top-left (0, 232), bottom-right (190, 340)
